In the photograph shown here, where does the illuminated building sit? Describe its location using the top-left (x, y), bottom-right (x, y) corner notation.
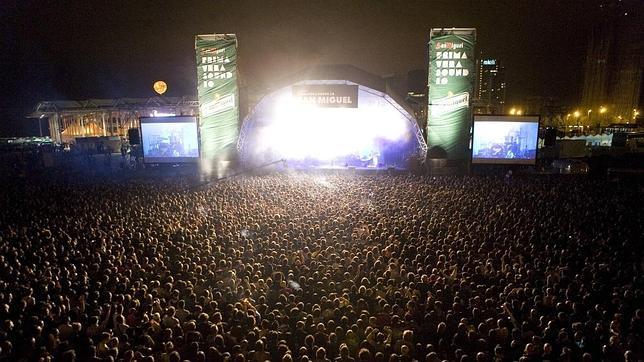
top-left (581, 0), bottom-right (643, 124)
top-left (474, 58), bottom-right (506, 115)
top-left (28, 97), bottom-right (198, 143)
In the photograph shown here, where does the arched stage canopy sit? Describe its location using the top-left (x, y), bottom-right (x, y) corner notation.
top-left (238, 66), bottom-right (427, 170)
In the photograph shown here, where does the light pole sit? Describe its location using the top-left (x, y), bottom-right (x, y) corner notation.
top-left (573, 111), bottom-right (581, 134)
top-left (38, 114), bottom-right (44, 137)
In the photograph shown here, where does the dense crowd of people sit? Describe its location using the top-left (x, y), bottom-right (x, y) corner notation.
top-left (0, 172), bottom-right (642, 361)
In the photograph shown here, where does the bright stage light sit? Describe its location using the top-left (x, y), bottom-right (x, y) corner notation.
top-left (239, 82), bottom-right (427, 169)
top-left (150, 110), bottom-right (176, 117)
top-left (251, 92), bottom-right (409, 166)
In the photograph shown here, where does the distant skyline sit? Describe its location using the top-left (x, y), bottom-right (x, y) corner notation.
top-left (1, 0), bottom-right (611, 135)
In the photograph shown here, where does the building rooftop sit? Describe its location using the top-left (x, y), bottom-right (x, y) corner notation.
top-left (28, 96), bottom-right (198, 118)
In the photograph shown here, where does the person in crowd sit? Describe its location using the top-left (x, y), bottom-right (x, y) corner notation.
top-left (0, 173), bottom-right (641, 361)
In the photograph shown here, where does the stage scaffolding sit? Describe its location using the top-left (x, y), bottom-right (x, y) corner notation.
top-left (28, 97), bottom-right (199, 143)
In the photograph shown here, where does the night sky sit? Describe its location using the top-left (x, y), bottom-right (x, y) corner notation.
top-left (1, 0), bottom-right (603, 136)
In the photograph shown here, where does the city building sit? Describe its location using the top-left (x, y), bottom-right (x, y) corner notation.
top-left (580, 0), bottom-right (643, 126)
top-left (383, 70), bottom-right (428, 129)
top-left (405, 69), bottom-right (428, 130)
top-left (473, 58), bottom-right (506, 115)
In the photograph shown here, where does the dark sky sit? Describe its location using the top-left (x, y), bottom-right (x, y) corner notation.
top-left (1, 0), bottom-right (602, 136)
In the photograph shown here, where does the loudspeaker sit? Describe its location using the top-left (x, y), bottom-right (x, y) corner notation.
top-left (128, 128), bottom-right (140, 145)
top-left (544, 127), bottom-right (556, 146)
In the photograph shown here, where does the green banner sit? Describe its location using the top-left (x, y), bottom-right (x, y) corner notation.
top-left (427, 29), bottom-right (476, 160)
top-left (195, 34), bottom-right (239, 162)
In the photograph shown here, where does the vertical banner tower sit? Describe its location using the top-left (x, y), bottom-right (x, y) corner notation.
top-left (195, 34), bottom-right (239, 164)
top-left (427, 28), bottom-right (476, 162)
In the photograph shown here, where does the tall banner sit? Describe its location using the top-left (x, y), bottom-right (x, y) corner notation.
top-left (427, 28), bottom-right (476, 160)
top-left (195, 34), bottom-right (239, 162)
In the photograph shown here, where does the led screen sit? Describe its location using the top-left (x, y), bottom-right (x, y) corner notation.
top-left (140, 116), bottom-right (200, 163)
top-left (472, 116), bottom-right (539, 164)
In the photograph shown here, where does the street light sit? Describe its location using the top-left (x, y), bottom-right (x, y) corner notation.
top-left (509, 108), bottom-right (516, 115)
top-left (572, 111), bottom-right (581, 133)
top-left (597, 106), bottom-right (607, 132)
top-left (38, 114), bottom-right (44, 137)
top-left (517, 109), bottom-right (523, 116)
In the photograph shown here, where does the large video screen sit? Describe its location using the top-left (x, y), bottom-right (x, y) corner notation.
top-left (472, 115), bottom-right (539, 164)
top-left (140, 116), bottom-right (200, 163)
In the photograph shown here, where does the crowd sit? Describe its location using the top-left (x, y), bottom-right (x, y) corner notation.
top-left (0, 173), bottom-right (642, 361)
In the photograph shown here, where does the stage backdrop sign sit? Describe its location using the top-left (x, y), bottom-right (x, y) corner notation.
top-left (195, 34), bottom-right (239, 162)
top-left (427, 28), bottom-right (476, 160)
top-left (292, 84), bottom-right (359, 108)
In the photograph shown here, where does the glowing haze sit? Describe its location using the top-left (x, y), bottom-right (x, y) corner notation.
top-left (238, 82), bottom-right (426, 169)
